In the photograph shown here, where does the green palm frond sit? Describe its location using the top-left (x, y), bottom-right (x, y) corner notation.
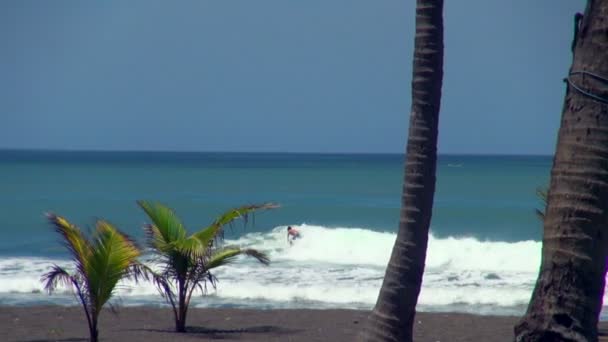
top-left (207, 246), bottom-right (270, 270)
top-left (46, 213), bottom-right (91, 273)
top-left (206, 248), bottom-right (241, 269)
top-left (143, 224), bottom-right (173, 254)
top-left (174, 235), bottom-right (210, 260)
top-left (185, 203), bottom-right (279, 258)
top-left (138, 201), bottom-right (187, 245)
top-left (86, 220), bottom-right (141, 313)
top-left (210, 203), bottom-right (279, 228)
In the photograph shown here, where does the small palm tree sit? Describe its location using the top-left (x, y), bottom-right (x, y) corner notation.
top-left (137, 201), bottom-right (276, 333)
top-left (42, 213), bottom-right (142, 342)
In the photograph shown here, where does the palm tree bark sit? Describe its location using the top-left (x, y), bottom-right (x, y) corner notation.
top-left (73, 281), bottom-right (95, 342)
top-left (514, 1), bottom-right (608, 341)
top-left (90, 314), bottom-right (99, 342)
top-left (361, 1), bottom-right (443, 341)
top-left (176, 277), bottom-right (187, 332)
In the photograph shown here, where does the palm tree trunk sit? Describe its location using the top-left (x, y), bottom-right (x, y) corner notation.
top-left (90, 327), bottom-right (98, 342)
top-left (74, 282), bottom-right (96, 342)
top-left (90, 315), bottom-right (98, 342)
top-left (176, 278), bottom-right (187, 332)
top-left (514, 1), bottom-right (608, 341)
top-left (177, 301), bottom-right (188, 333)
top-left (179, 306), bottom-right (188, 333)
top-left (361, 1), bottom-right (443, 341)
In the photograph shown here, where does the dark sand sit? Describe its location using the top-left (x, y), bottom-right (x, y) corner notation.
top-left (1, 306), bottom-right (607, 341)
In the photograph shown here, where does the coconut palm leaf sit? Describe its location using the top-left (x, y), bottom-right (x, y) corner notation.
top-left (143, 224), bottom-right (173, 254)
top-left (125, 262), bottom-right (154, 284)
top-left (42, 264), bottom-right (94, 340)
top-left (184, 203), bottom-right (279, 258)
top-left (130, 262), bottom-right (180, 323)
top-left (42, 265), bottom-right (75, 294)
top-left (211, 203), bottom-right (279, 228)
top-left (137, 200), bottom-right (187, 245)
top-left (207, 246), bottom-right (270, 270)
top-left (85, 220), bottom-right (141, 314)
top-left (46, 213), bottom-right (91, 274)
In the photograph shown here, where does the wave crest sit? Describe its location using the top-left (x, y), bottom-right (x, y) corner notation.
top-left (0, 224), bottom-right (576, 316)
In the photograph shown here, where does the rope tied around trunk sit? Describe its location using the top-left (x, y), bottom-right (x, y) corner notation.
top-left (565, 70), bottom-right (608, 105)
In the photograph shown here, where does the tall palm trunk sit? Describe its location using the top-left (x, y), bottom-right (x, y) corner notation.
top-left (361, 1), bottom-right (443, 341)
top-left (514, 1), bottom-right (608, 341)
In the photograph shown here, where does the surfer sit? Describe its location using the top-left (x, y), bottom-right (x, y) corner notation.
top-left (287, 226), bottom-right (301, 245)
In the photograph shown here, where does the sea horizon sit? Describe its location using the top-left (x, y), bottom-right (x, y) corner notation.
top-left (0, 147), bottom-right (554, 158)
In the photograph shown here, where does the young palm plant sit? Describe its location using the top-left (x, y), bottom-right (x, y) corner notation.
top-left (137, 201), bottom-right (275, 333)
top-left (41, 213), bottom-right (142, 342)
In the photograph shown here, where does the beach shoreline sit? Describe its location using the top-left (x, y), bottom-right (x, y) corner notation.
top-left (0, 305), bottom-right (527, 342)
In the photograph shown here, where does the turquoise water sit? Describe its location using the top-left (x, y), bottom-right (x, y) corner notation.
top-left (0, 150), bottom-right (556, 315)
top-left (0, 150), bottom-right (549, 256)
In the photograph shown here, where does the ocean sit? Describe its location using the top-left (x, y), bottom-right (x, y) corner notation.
top-left (0, 150), bottom-right (572, 317)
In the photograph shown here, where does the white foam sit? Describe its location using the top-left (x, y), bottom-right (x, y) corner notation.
top-left (231, 224), bottom-right (396, 266)
top-left (0, 225), bottom-right (598, 316)
top-left (0, 257), bottom-right (71, 294)
top-left (426, 235), bottom-right (540, 272)
top-left (232, 224), bottom-right (542, 271)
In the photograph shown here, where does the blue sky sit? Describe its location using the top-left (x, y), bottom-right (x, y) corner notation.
top-left (1, 1), bottom-right (585, 154)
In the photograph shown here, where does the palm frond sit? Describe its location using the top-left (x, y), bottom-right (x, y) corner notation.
top-left (174, 235), bottom-right (210, 260)
top-left (185, 271), bottom-right (217, 306)
top-left (241, 248), bottom-right (270, 265)
top-left (143, 224), bottom-right (173, 255)
top-left (211, 203), bottom-right (279, 228)
top-left (125, 262), bottom-right (152, 283)
top-left (46, 213), bottom-right (91, 273)
top-left (41, 265), bottom-right (75, 294)
top-left (187, 203), bottom-right (279, 256)
top-left (137, 201), bottom-right (187, 246)
top-left (135, 263), bottom-right (179, 319)
top-left (207, 246), bottom-right (270, 270)
top-left (86, 220), bottom-right (141, 313)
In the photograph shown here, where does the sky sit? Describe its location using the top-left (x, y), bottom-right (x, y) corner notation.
top-left (1, 1), bottom-right (586, 154)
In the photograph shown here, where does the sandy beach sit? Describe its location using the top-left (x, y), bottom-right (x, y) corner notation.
top-left (0, 306), bottom-right (536, 342)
